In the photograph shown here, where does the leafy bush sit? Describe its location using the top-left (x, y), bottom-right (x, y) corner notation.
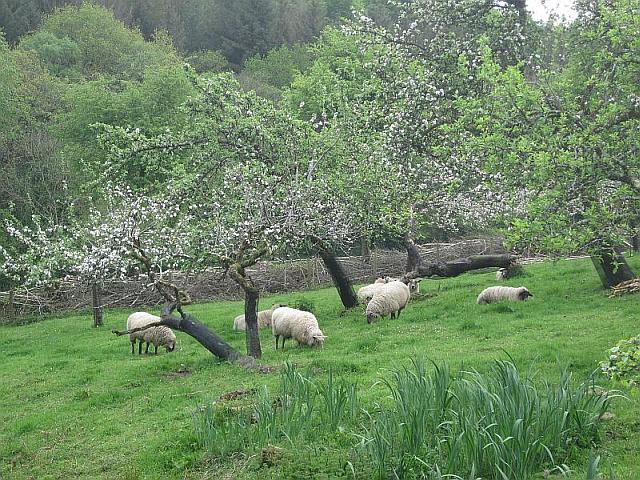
top-left (291, 296), bottom-right (315, 313)
top-left (600, 335), bottom-right (640, 387)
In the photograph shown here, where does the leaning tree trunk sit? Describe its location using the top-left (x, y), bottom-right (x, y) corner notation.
top-left (591, 248), bottom-right (636, 288)
top-left (113, 303), bottom-right (261, 370)
top-left (91, 282), bottom-right (104, 327)
top-left (317, 246), bottom-right (358, 309)
top-left (405, 254), bottom-right (515, 278)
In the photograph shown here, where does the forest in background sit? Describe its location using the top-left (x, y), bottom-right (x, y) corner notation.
top-left (0, 0), bottom-right (400, 66)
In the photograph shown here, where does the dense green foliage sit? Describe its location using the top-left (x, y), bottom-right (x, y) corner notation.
top-left (601, 335), bottom-right (640, 387)
top-left (1, 258), bottom-right (639, 478)
top-left (0, 0), bottom-right (400, 66)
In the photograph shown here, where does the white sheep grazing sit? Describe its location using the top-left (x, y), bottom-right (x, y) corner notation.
top-left (476, 286), bottom-right (533, 305)
top-left (357, 283), bottom-right (387, 304)
top-left (365, 279), bottom-right (419, 324)
top-left (271, 307), bottom-right (326, 349)
top-left (127, 312), bottom-right (177, 355)
top-left (233, 303), bottom-right (287, 331)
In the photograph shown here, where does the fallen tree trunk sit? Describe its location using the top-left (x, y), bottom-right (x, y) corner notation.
top-left (405, 254), bottom-right (515, 278)
top-left (112, 303), bottom-right (263, 371)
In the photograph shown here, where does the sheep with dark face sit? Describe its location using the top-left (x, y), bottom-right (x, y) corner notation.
top-left (476, 286), bottom-right (533, 305)
top-left (126, 312), bottom-right (176, 354)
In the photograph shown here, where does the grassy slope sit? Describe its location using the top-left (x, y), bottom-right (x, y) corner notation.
top-left (1, 257), bottom-right (639, 479)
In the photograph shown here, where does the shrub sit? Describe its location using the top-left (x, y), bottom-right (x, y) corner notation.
top-left (291, 296), bottom-right (315, 313)
top-left (600, 335), bottom-right (640, 387)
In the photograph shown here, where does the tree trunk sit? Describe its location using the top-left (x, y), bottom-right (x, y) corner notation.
top-left (113, 304), bottom-right (261, 370)
top-left (92, 282), bottom-right (103, 327)
top-left (227, 263), bottom-right (262, 359)
top-left (405, 236), bottom-right (423, 273)
top-left (361, 237), bottom-right (372, 264)
top-left (406, 254), bottom-right (515, 278)
top-left (318, 246), bottom-right (358, 309)
top-left (591, 248), bottom-right (636, 288)
top-left (243, 287), bottom-right (262, 359)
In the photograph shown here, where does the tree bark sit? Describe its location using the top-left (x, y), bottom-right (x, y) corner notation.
top-left (227, 263), bottom-right (262, 359)
top-left (317, 246), bottom-right (358, 309)
top-left (243, 287), bottom-right (262, 359)
top-left (112, 304), bottom-right (261, 370)
top-left (92, 282), bottom-right (103, 327)
top-left (405, 236), bottom-right (423, 273)
top-left (361, 237), bottom-right (372, 264)
top-left (406, 254), bottom-right (515, 278)
top-left (591, 248), bottom-right (636, 288)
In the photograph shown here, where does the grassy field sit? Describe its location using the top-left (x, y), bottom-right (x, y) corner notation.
top-left (1, 257), bottom-right (639, 479)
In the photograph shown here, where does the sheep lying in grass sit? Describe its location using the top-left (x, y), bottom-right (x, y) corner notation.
top-left (271, 306), bottom-right (326, 349)
top-left (365, 279), bottom-right (420, 324)
top-left (127, 312), bottom-right (176, 355)
top-left (233, 303), bottom-right (287, 331)
top-left (476, 286), bottom-right (533, 305)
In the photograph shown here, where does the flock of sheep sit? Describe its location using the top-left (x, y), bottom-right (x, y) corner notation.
top-left (124, 268), bottom-right (532, 355)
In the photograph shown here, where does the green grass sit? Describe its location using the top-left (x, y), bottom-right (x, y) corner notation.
top-left (1, 257), bottom-right (640, 479)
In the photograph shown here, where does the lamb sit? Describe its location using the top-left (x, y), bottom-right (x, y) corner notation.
top-left (233, 303), bottom-right (288, 331)
top-left (476, 286), bottom-right (533, 305)
top-left (496, 268), bottom-right (508, 281)
top-left (365, 279), bottom-right (419, 324)
top-left (271, 306), bottom-right (326, 349)
top-left (126, 312), bottom-right (177, 355)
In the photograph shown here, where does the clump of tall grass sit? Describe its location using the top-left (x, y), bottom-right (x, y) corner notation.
top-left (194, 363), bottom-right (358, 457)
top-left (357, 359), bottom-right (615, 479)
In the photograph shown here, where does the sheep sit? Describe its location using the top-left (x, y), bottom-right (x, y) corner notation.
top-left (357, 283), bottom-right (387, 304)
top-left (476, 286), bottom-right (533, 305)
top-left (496, 268), bottom-right (508, 281)
top-left (233, 303), bottom-right (288, 331)
top-left (126, 312), bottom-right (176, 355)
top-left (365, 279), bottom-right (420, 324)
top-left (357, 276), bottom-right (405, 304)
top-left (271, 306), bottom-right (326, 349)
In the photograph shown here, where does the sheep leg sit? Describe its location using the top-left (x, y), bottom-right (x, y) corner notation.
top-left (154, 344), bottom-right (159, 354)
top-left (145, 342), bottom-right (150, 354)
top-left (131, 341), bottom-right (135, 354)
top-left (282, 337), bottom-right (286, 350)
top-left (396, 307), bottom-right (404, 319)
top-left (275, 335), bottom-right (280, 350)
top-left (391, 312), bottom-right (396, 320)
top-left (138, 340), bottom-right (143, 355)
